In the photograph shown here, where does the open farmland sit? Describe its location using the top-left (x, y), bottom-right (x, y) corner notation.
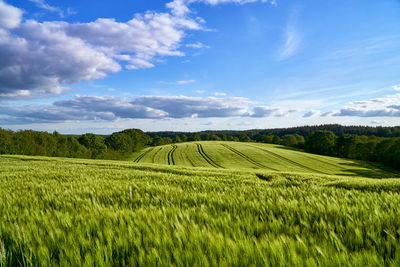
top-left (132, 141), bottom-right (395, 178)
top-left (1, 142), bottom-right (400, 266)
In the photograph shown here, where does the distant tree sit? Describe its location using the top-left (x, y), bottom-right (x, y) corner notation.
top-left (335, 134), bottom-right (359, 158)
top-left (0, 128), bottom-right (12, 154)
top-left (105, 129), bottom-right (150, 152)
top-left (105, 132), bottom-right (133, 152)
top-left (239, 134), bottom-right (251, 142)
top-left (383, 139), bottom-right (400, 169)
top-left (221, 134), bottom-right (227, 141)
top-left (280, 134), bottom-right (298, 147)
top-left (180, 134), bottom-right (188, 142)
top-left (272, 135), bottom-right (281, 144)
top-left (202, 133), bottom-right (210, 141)
top-left (293, 134), bottom-right (305, 145)
top-left (173, 135), bottom-right (182, 143)
top-left (305, 131), bottom-right (336, 155)
top-left (163, 137), bottom-right (173, 144)
top-left (188, 133), bottom-right (201, 141)
top-left (78, 133), bottom-right (107, 158)
top-left (209, 133), bottom-right (221, 141)
top-left (151, 136), bottom-right (164, 146)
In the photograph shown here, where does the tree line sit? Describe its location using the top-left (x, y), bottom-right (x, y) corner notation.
top-left (0, 128), bottom-right (150, 160)
top-left (0, 125), bottom-right (399, 170)
top-left (304, 131), bottom-right (400, 171)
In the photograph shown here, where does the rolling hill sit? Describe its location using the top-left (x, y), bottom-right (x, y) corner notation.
top-left (132, 141), bottom-right (396, 178)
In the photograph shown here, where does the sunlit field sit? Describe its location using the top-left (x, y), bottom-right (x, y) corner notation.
top-left (1, 142), bottom-right (399, 265)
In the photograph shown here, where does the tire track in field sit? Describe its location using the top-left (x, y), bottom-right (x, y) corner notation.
top-left (184, 144), bottom-right (195, 167)
top-left (167, 145), bottom-right (177, 165)
top-left (151, 147), bottom-right (163, 163)
top-left (196, 143), bottom-right (224, 168)
top-left (250, 145), bottom-right (327, 174)
top-left (221, 144), bottom-right (278, 171)
top-left (134, 148), bottom-right (153, 163)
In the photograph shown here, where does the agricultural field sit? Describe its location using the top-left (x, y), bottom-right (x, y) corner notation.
top-left (132, 141), bottom-right (395, 178)
top-left (1, 142), bottom-right (400, 265)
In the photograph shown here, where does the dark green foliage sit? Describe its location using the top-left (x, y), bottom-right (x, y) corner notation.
top-left (305, 131), bottom-right (336, 155)
top-left (173, 135), bottom-right (182, 143)
top-left (78, 133), bottom-right (107, 158)
top-left (180, 134), bottom-right (188, 142)
top-left (105, 129), bottom-right (150, 152)
top-left (151, 136), bottom-right (164, 146)
top-left (280, 134), bottom-right (304, 148)
top-left (209, 133), bottom-right (221, 141)
top-left (239, 134), bottom-right (251, 142)
top-left (188, 133), bottom-right (201, 141)
top-left (163, 137), bottom-right (172, 144)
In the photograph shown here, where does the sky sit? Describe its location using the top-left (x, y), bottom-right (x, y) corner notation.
top-left (0, 0), bottom-right (399, 134)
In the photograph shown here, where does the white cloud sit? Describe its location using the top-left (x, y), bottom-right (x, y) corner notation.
top-left (330, 93), bottom-right (400, 117)
top-left (212, 92), bottom-right (227, 96)
top-left (392, 85), bottom-right (400, 91)
top-left (132, 95), bottom-right (252, 118)
top-left (0, 0), bottom-right (274, 99)
top-left (0, 0), bottom-right (23, 29)
top-left (160, 79), bottom-right (196, 85)
top-left (0, 3), bottom-right (201, 98)
top-left (186, 42), bottom-right (210, 49)
top-left (303, 110), bottom-right (320, 118)
top-left (29, 0), bottom-right (63, 16)
top-left (278, 7), bottom-right (300, 60)
top-left (0, 94), bottom-right (301, 124)
top-left (250, 106), bottom-right (294, 117)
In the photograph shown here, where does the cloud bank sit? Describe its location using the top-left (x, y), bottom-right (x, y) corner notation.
top-left (325, 93), bottom-right (400, 117)
top-left (0, 95), bottom-right (292, 124)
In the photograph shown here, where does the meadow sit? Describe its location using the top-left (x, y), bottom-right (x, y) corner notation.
top-left (1, 141), bottom-right (400, 266)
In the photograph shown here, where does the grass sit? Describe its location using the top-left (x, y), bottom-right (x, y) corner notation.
top-left (1, 142), bottom-right (400, 266)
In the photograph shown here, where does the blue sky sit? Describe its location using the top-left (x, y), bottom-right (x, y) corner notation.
top-left (0, 0), bottom-right (399, 134)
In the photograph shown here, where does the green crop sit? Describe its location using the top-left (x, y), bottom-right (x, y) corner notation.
top-left (0, 142), bottom-right (399, 266)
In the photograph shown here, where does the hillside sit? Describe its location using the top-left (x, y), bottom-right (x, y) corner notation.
top-left (132, 141), bottom-right (397, 178)
top-left (1, 144), bottom-right (400, 265)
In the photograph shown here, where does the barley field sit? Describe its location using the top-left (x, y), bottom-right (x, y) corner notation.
top-left (1, 142), bottom-right (400, 266)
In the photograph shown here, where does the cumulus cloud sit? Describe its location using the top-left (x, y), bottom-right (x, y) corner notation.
top-left (0, 0), bottom-right (23, 29)
top-left (250, 106), bottom-right (294, 117)
top-left (0, 0), bottom-right (274, 99)
top-left (330, 93), bottom-right (400, 117)
top-left (303, 110), bottom-right (320, 118)
top-left (0, 1), bottom-right (200, 98)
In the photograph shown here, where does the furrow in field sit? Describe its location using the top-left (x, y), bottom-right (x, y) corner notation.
top-left (221, 144), bottom-right (278, 171)
top-left (250, 145), bottom-right (327, 174)
top-left (151, 147), bottom-right (163, 163)
top-left (134, 148), bottom-right (153, 163)
top-left (167, 145), bottom-right (177, 165)
top-left (196, 143), bottom-right (224, 168)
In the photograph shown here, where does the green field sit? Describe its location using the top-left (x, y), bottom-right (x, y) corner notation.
top-left (132, 141), bottom-right (395, 178)
top-left (1, 141), bottom-right (400, 266)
